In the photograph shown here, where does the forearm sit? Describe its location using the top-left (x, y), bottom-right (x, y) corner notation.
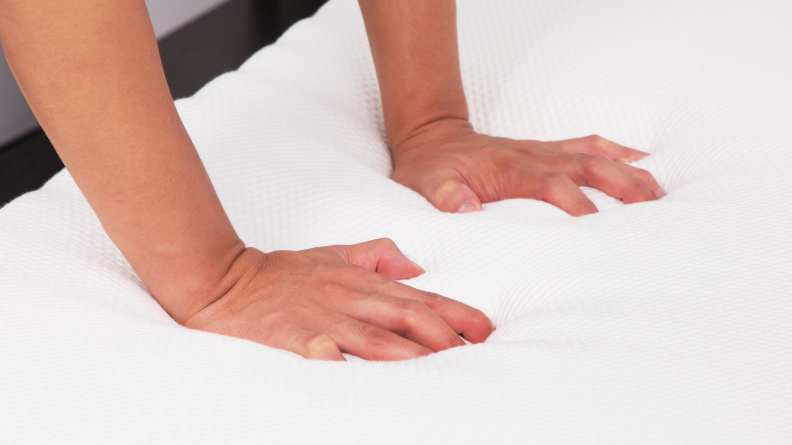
top-left (0, 0), bottom-right (243, 323)
top-left (358, 0), bottom-right (470, 151)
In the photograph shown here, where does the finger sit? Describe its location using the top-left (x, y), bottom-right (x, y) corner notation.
top-left (550, 135), bottom-right (649, 163)
top-left (614, 162), bottom-right (666, 199)
top-left (345, 292), bottom-right (466, 352)
top-left (371, 280), bottom-right (494, 343)
top-left (415, 168), bottom-right (482, 214)
top-left (564, 154), bottom-right (657, 204)
top-left (522, 172), bottom-right (598, 217)
top-left (287, 328), bottom-right (346, 361)
top-left (330, 317), bottom-right (433, 361)
top-left (340, 238), bottom-right (425, 280)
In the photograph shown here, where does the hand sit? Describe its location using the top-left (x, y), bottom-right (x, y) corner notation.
top-left (391, 119), bottom-right (665, 216)
top-left (183, 238), bottom-right (494, 361)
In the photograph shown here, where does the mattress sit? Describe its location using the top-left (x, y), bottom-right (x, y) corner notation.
top-left (2, 0), bottom-right (791, 443)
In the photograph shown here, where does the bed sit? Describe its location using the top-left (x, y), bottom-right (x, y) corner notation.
top-left (1, 0), bottom-right (791, 443)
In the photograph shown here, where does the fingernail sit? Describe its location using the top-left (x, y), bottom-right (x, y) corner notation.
top-left (409, 260), bottom-right (426, 274)
top-left (654, 188), bottom-right (667, 199)
top-left (457, 201), bottom-right (480, 213)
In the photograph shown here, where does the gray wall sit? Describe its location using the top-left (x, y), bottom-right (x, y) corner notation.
top-left (0, 0), bottom-right (229, 147)
top-left (0, 47), bottom-right (38, 147)
top-left (145, 0), bottom-right (231, 39)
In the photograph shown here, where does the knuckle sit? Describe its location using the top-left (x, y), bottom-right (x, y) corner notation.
top-left (584, 134), bottom-right (606, 149)
top-left (365, 327), bottom-right (392, 348)
top-left (634, 168), bottom-right (657, 185)
top-left (310, 260), bottom-right (334, 276)
top-left (542, 173), bottom-right (570, 190)
top-left (320, 280), bottom-right (352, 297)
top-left (623, 180), bottom-right (652, 202)
top-left (397, 299), bottom-right (429, 326)
top-left (420, 292), bottom-right (447, 311)
top-left (340, 319), bottom-right (372, 340)
top-left (579, 154), bottom-right (609, 174)
top-left (628, 177), bottom-right (647, 193)
top-left (399, 298), bottom-right (425, 313)
top-left (350, 321), bottom-right (369, 337)
top-left (374, 237), bottom-right (397, 249)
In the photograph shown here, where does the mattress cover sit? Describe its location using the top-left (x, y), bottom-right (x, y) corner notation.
top-left (2, 0), bottom-right (791, 443)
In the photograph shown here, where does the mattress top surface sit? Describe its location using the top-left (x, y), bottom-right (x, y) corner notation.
top-left (1, 0), bottom-right (791, 443)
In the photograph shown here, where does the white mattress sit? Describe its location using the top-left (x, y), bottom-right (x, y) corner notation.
top-left (2, 0), bottom-right (791, 443)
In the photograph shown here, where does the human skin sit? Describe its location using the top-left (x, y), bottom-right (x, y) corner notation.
top-left (358, 0), bottom-right (665, 216)
top-left (0, 0), bottom-right (492, 361)
top-left (0, 0), bottom-right (661, 361)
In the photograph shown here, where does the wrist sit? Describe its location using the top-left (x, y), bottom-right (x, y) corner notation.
top-left (387, 110), bottom-right (471, 151)
top-left (390, 117), bottom-right (476, 163)
top-left (178, 245), bottom-right (268, 325)
top-left (153, 239), bottom-right (251, 325)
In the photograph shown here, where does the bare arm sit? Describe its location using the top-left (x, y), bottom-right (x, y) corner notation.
top-left (358, 0), bottom-right (468, 149)
top-left (0, 0), bottom-right (241, 323)
top-left (359, 0), bottom-right (665, 215)
top-left (1, 0), bottom-right (491, 360)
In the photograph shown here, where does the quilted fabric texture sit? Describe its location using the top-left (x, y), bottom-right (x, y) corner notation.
top-left (2, 0), bottom-right (791, 443)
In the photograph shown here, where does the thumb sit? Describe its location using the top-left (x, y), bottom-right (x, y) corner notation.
top-left (419, 169), bottom-right (482, 214)
top-left (341, 238), bottom-right (426, 280)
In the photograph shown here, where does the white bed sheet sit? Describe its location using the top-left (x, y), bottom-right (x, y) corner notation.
top-left (2, 0), bottom-right (791, 443)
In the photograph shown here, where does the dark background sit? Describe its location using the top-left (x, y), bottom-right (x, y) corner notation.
top-left (0, 0), bottom-right (328, 208)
